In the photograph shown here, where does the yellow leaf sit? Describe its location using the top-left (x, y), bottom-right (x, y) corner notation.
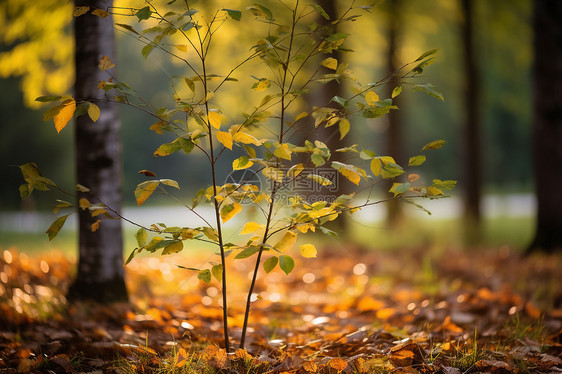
top-left (339, 118), bottom-right (350, 140)
top-left (54, 99), bottom-right (76, 133)
top-left (233, 132), bottom-right (262, 146)
top-left (79, 197), bottom-right (91, 210)
top-left (208, 111), bottom-right (221, 129)
top-left (321, 57), bottom-right (338, 70)
top-left (241, 221), bottom-right (264, 235)
top-left (175, 44), bottom-right (188, 52)
top-left (91, 220), bottom-right (101, 232)
top-left (216, 131), bottom-right (233, 150)
top-left (287, 163), bottom-right (304, 178)
top-left (295, 111), bottom-right (308, 123)
top-left (370, 158), bottom-right (382, 176)
top-left (252, 78), bottom-right (271, 91)
top-left (339, 167), bottom-right (361, 185)
top-left (232, 157), bottom-right (254, 170)
top-left (274, 231), bottom-right (297, 252)
top-left (427, 186), bottom-right (444, 196)
top-left (300, 244), bottom-right (317, 258)
top-left (365, 91), bottom-right (379, 106)
top-left (73, 6), bottom-right (90, 17)
top-left (220, 202), bottom-right (242, 223)
top-left (274, 143), bottom-right (292, 161)
top-left (262, 167), bottom-right (284, 183)
top-left (98, 56), bottom-right (115, 71)
top-left (88, 103), bottom-right (100, 122)
top-left (135, 181), bottom-right (159, 206)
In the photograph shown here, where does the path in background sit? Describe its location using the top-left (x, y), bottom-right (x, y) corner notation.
top-left (0, 194), bottom-right (536, 233)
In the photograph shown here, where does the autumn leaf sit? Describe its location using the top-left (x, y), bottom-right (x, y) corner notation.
top-left (72, 6), bottom-right (89, 17)
top-left (54, 99), bottom-right (76, 133)
top-left (216, 131), bottom-right (233, 150)
top-left (232, 156), bottom-right (254, 170)
top-left (46, 214), bottom-right (71, 241)
top-left (241, 222), bottom-right (263, 235)
top-left (300, 244), bottom-right (317, 258)
top-left (92, 8), bottom-right (110, 18)
top-left (339, 118), bottom-right (350, 139)
top-left (365, 91), bottom-right (379, 106)
top-left (134, 181), bottom-right (159, 206)
top-left (176, 347), bottom-right (188, 368)
top-left (91, 220), bottom-right (101, 232)
top-left (274, 231), bottom-right (297, 252)
top-left (208, 111), bottom-right (221, 129)
top-left (321, 57), bottom-right (338, 70)
top-left (220, 202), bottom-right (242, 223)
top-left (138, 169), bottom-right (156, 177)
top-left (98, 56), bottom-right (115, 71)
top-left (87, 102), bottom-right (100, 122)
top-left (233, 132), bottom-right (262, 146)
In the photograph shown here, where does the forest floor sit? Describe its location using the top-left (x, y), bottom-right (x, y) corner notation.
top-left (0, 243), bottom-right (561, 373)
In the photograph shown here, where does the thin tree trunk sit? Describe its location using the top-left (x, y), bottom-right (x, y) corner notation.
top-left (67, 0), bottom-right (128, 302)
top-left (385, 0), bottom-right (404, 226)
top-left (528, 0), bottom-right (562, 253)
top-left (461, 0), bottom-right (482, 242)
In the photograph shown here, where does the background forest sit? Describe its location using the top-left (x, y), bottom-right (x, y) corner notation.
top-left (0, 0), bottom-right (532, 240)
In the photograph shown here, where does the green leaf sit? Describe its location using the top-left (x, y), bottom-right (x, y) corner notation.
top-left (202, 227), bottom-right (219, 242)
top-left (360, 150), bottom-right (376, 160)
top-left (135, 228), bottom-right (148, 247)
top-left (223, 8), bottom-right (241, 21)
top-left (142, 44), bottom-right (154, 58)
top-left (389, 182), bottom-right (411, 197)
top-left (46, 214), bottom-right (71, 241)
top-left (421, 140), bottom-right (446, 151)
top-left (263, 256), bottom-right (278, 273)
top-left (408, 155), bottom-right (426, 166)
top-left (235, 246), bottom-right (260, 259)
top-left (19, 184), bottom-right (32, 199)
top-left (311, 4), bottom-right (329, 20)
top-left (432, 179), bottom-right (457, 191)
top-left (124, 248), bottom-right (138, 265)
top-left (307, 174), bottom-right (332, 186)
top-left (136, 6), bottom-right (152, 21)
top-left (211, 264), bottom-right (223, 282)
top-left (279, 255), bottom-right (294, 275)
top-left (311, 153), bottom-right (326, 167)
top-left (162, 240), bottom-right (183, 255)
top-left (198, 269), bottom-right (211, 283)
top-left (414, 48), bottom-right (438, 62)
top-left (36, 95), bottom-right (62, 102)
top-left (134, 181), bottom-right (159, 206)
top-left (413, 83), bottom-right (444, 101)
top-left (159, 179), bottom-right (180, 189)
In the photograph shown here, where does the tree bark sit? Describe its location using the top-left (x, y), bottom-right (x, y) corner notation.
top-left (461, 0), bottom-right (482, 241)
top-left (385, 0), bottom-right (404, 226)
top-left (67, 0), bottom-right (128, 302)
top-left (528, 0), bottom-right (562, 253)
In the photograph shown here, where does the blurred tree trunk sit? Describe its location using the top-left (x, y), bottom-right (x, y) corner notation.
top-left (385, 0), bottom-right (404, 226)
top-left (67, 0), bottom-right (128, 302)
top-left (460, 0), bottom-right (482, 242)
top-left (308, 0), bottom-right (352, 232)
top-left (528, 0), bottom-right (562, 253)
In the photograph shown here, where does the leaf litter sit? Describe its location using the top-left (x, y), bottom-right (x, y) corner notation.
top-left (0, 245), bottom-right (561, 373)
